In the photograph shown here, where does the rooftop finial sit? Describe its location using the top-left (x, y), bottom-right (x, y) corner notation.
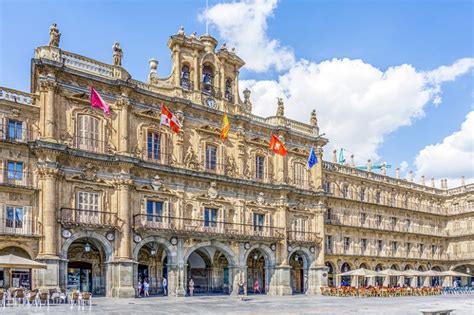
top-left (178, 26), bottom-right (185, 36)
top-left (191, 31), bottom-right (197, 39)
top-left (276, 97), bottom-right (284, 117)
top-left (461, 176), bottom-right (465, 186)
top-left (48, 23), bottom-right (61, 47)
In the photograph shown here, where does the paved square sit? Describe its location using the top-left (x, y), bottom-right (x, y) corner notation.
top-left (1, 294), bottom-right (472, 314)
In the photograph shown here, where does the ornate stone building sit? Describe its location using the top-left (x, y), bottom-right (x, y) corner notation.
top-left (0, 25), bottom-right (472, 297)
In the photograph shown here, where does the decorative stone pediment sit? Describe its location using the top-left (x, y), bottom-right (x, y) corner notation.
top-left (289, 147), bottom-right (309, 156)
top-left (197, 124), bottom-right (221, 135)
top-left (71, 162), bottom-right (105, 183)
top-left (249, 137), bottom-right (269, 147)
top-left (134, 109), bottom-right (158, 120)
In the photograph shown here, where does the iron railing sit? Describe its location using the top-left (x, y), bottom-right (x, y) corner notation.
top-left (0, 218), bottom-right (39, 236)
top-left (287, 230), bottom-right (318, 243)
top-left (133, 214), bottom-right (285, 241)
top-left (59, 208), bottom-right (122, 230)
top-left (0, 124), bottom-right (38, 143)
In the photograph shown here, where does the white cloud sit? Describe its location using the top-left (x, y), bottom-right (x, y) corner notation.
top-left (414, 111), bottom-right (474, 187)
top-left (202, 0), bottom-right (295, 72)
top-left (400, 161), bottom-right (409, 173)
top-left (203, 0), bottom-right (474, 170)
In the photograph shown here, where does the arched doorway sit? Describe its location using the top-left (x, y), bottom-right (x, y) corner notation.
top-left (359, 263), bottom-right (369, 286)
top-left (453, 264), bottom-right (473, 287)
top-left (390, 264), bottom-right (399, 287)
top-left (340, 262), bottom-right (351, 286)
top-left (431, 266), bottom-right (442, 287)
top-left (0, 246), bottom-right (32, 289)
top-left (404, 264), bottom-right (413, 286)
top-left (247, 249), bottom-right (265, 294)
top-left (187, 247), bottom-right (230, 295)
top-left (290, 252), bottom-right (307, 294)
top-left (66, 238), bottom-right (107, 295)
top-left (417, 265), bottom-right (426, 287)
top-left (374, 264), bottom-right (383, 287)
top-left (325, 262), bottom-right (335, 287)
top-left (137, 243), bottom-right (168, 296)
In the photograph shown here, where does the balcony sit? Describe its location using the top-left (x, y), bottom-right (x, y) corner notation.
top-left (0, 218), bottom-right (39, 237)
top-left (287, 230), bottom-right (319, 244)
top-left (0, 168), bottom-right (36, 189)
top-left (59, 208), bottom-right (122, 230)
top-left (133, 214), bottom-right (285, 241)
top-left (326, 245), bottom-right (447, 260)
top-left (0, 124), bottom-right (37, 143)
top-left (180, 78), bottom-right (193, 91)
top-left (72, 136), bottom-right (107, 154)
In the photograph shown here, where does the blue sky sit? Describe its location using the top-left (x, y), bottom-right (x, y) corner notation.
top-left (1, 0), bottom-right (472, 185)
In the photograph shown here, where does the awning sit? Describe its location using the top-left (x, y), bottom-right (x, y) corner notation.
top-left (0, 254), bottom-right (47, 269)
top-left (338, 268), bottom-right (379, 277)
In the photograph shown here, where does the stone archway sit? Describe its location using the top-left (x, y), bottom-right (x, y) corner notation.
top-left (288, 249), bottom-right (312, 294)
top-left (325, 261), bottom-right (336, 287)
top-left (242, 244), bottom-right (275, 295)
top-left (60, 231), bottom-right (113, 296)
top-left (183, 241), bottom-right (237, 296)
top-left (0, 246), bottom-right (33, 289)
top-left (452, 264), bottom-right (473, 287)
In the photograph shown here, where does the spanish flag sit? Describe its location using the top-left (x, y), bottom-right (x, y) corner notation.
top-left (220, 113), bottom-right (230, 142)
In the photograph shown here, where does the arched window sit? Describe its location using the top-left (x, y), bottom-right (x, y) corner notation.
top-left (181, 65), bottom-right (191, 90)
top-left (202, 65), bottom-right (214, 95)
top-left (224, 78), bottom-right (233, 102)
top-left (76, 115), bottom-right (101, 152)
top-left (293, 162), bottom-right (305, 187)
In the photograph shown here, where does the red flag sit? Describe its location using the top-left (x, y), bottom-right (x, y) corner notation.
top-left (160, 104), bottom-right (181, 133)
top-left (269, 134), bottom-right (287, 156)
top-left (90, 87), bottom-right (110, 115)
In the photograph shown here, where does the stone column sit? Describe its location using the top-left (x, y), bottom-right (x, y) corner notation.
top-left (116, 96), bottom-right (130, 154)
top-left (38, 75), bottom-right (58, 141)
top-left (311, 147), bottom-right (324, 190)
top-left (36, 163), bottom-right (62, 290)
top-left (110, 170), bottom-right (135, 297)
top-left (306, 203), bottom-right (328, 295)
top-left (193, 49), bottom-right (200, 91)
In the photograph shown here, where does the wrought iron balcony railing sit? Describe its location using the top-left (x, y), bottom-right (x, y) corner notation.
top-left (59, 208), bottom-right (122, 230)
top-left (133, 214), bottom-right (285, 241)
top-left (0, 124), bottom-right (38, 143)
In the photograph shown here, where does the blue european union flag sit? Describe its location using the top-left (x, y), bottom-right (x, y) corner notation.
top-left (308, 146), bottom-right (318, 169)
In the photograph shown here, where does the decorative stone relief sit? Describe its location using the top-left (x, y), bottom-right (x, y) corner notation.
top-left (225, 156), bottom-right (238, 177)
top-left (257, 192), bottom-right (265, 205)
top-left (151, 175), bottom-right (163, 191)
top-left (184, 146), bottom-right (199, 170)
top-left (208, 182), bottom-right (218, 199)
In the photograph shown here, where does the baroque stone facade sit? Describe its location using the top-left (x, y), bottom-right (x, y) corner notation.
top-left (0, 25), bottom-right (472, 297)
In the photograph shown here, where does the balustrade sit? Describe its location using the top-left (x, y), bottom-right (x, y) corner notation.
top-left (0, 87), bottom-right (35, 105)
top-left (59, 208), bottom-right (121, 230)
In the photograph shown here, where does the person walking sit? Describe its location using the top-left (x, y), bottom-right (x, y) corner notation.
top-left (143, 279), bottom-right (150, 297)
top-left (253, 278), bottom-right (260, 294)
top-left (162, 277), bottom-right (168, 296)
top-left (136, 279), bottom-right (143, 298)
top-left (238, 279), bottom-right (245, 299)
top-left (189, 278), bottom-right (195, 297)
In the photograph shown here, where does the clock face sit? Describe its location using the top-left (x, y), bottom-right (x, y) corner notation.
top-left (206, 98), bottom-right (217, 109)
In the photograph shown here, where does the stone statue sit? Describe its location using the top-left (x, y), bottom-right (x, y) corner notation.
top-left (242, 88), bottom-right (252, 112)
top-left (178, 26), bottom-right (185, 36)
top-left (184, 146), bottom-right (198, 169)
top-left (48, 23), bottom-right (61, 47)
top-left (112, 42), bottom-right (123, 66)
top-left (276, 97), bottom-right (284, 117)
top-left (310, 110), bottom-right (317, 127)
top-left (191, 31), bottom-right (197, 39)
top-left (225, 156), bottom-right (238, 176)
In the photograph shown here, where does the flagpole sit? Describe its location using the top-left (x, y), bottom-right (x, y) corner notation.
top-left (205, 0), bottom-right (209, 35)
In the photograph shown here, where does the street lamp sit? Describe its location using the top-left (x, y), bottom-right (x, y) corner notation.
top-left (84, 240), bottom-right (91, 253)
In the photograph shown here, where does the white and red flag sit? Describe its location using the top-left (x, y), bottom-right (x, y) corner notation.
top-left (90, 87), bottom-right (110, 115)
top-left (160, 104), bottom-right (181, 133)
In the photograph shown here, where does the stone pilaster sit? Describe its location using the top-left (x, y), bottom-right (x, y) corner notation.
top-left (116, 96), bottom-right (131, 154)
top-left (38, 75), bottom-right (58, 142)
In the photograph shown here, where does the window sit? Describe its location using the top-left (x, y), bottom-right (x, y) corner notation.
top-left (376, 215), bottom-right (382, 227)
top-left (147, 131), bottom-right (161, 161)
top-left (419, 243), bottom-right (424, 253)
top-left (294, 162), bottom-right (305, 187)
top-left (431, 245), bottom-right (437, 256)
top-left (359, 188), bottom-right (365, 201)
top-left (8, 120), bottom-right (23, 141)
top-left (225, 79), bottom-right (233, 101)
top-left (406, 242), bottom-right (412, 253)
top-left (77, 191), bottom-right (100, 211)
top-left (360, 212), bottom-right (367, 225)
top-left (406, 219), bottom-right (411, 228)
top-left (7, 161), bottom-right (23, 180)
top-left (390, 194), bottom-right (396, 207)
top-left (361, 238), bottom-right (368, 250)
top-left (5, 206), bottom-right (23, 229)
top-left (375, 191), bottom-right (381, 204)
top-left (325, 235), bottom-right (333, 252)
top-left (323, 181), bottom-right (331, 193)
top-left (204, 207), bottom-right (218, 227)
top-left (377, 240), bottom-right (383, 252)
top-left (343, 237), bottom-right (350, 251)
top-left (77, 115), bottom-right (100, 152)
top-left (205, 145), bottom-right (217, 171)
top-left (390, 217), bottom-right (397, 226)
top-left (326, 208), bottom-right (332, 222)
top-left (392, 241), bottom-right (398, 252)
top-left (255, 155), bottom-right (265, 180)
top-left (342, 185), bottom-right (349, 198)
top-left (146, 200), bottom-right (163, 222)
top-left (253, 213), bottom-right (265, 232)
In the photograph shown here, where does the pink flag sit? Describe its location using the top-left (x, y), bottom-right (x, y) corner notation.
top-left (90, 87), bottom-right (110, 115)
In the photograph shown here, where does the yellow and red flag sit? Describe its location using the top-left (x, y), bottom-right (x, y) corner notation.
top-left (220, 113), bottom-right (230, 142)
top-left (269, 134), bottom-right (287, 156)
